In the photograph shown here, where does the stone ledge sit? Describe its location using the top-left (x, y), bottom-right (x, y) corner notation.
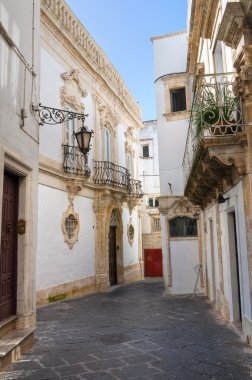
top-left (0, 328), bottom-right (35, 372)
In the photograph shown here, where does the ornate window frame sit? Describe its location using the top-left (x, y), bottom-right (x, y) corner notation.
top-left (127, 217), bottom-right (135, 247)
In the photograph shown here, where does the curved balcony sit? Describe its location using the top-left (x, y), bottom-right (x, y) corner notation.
top-left (93, 160), bottom-right (143, 197)
top-left (62, 148), bottom-right (143, 197)
top-left (63, 144), bottom-right (86, 175)
top-left (182, 73), bottom-right (247, 206)
top-left (93, 160), bottom-right (129, 190)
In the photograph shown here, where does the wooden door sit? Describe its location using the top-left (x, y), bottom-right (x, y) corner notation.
top-left (144, 249), bottom-right (163, 277)
top-left (109, 226), bottom-right (117, 286)
top-left (0, 172), bottom-right (18, 321)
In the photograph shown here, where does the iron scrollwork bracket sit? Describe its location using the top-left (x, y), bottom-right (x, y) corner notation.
top-left (32, 103), bottom-right (88, 126)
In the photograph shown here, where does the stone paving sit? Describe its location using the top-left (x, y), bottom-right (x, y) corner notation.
top-left (1, 279), bottom-right (252, 379)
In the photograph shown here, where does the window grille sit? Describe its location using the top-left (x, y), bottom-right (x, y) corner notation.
top-left (65, 214), bottom-right (78, 239)
top-left (169, 216), bottom-right (197, 237)
top-left (170, 88), bottom-right (186, 112)
top-left (152, 217), bottom-right (161, 232)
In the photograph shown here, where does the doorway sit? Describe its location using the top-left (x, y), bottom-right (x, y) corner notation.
top-left (228, 212), bottom-right (242, 321)
top-left (109, 226), bottom-right (117, 285)
top-left (209, 219), bottom-right (216, 301)
top-left (0, 171), bottom-right (18, 321)
top-left (144, 249), bottom-right (163, 277)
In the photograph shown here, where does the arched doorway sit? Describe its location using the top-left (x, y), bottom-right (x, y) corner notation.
top-left (108, 208), bottom-right (123, 286)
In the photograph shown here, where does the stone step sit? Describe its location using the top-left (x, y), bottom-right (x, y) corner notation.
top-left (0, 327), bottom-right (35, 371)
top-left (0, 316), bottom-right (17, 340)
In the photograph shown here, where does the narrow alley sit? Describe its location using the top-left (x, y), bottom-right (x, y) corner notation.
top-left (1, 280), bottom-right (252, 380)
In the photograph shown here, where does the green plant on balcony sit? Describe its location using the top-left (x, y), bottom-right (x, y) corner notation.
top-left (193, 81), bottom-right (240, 138)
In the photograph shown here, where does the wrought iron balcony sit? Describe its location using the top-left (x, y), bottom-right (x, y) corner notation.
top-left (62, 150), bottom-right (143, 197)
top-left (63, 145), bottom-right (86, 175)
top-left (128, 179), bottom-right (144, 198)
top-left (183, 73), bottom-right (246, 200)
top-left (93, 160), bottom-right (143, 197)
top-left (93, 160), bottom-right (129, 190)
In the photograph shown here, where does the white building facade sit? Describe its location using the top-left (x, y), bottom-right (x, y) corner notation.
top-left (0, 0), bottom-right (40, 368)
top-left (152, 31), bottom-right (203, 295)
top-left (36, 0), bottom-right (144, 305)
top-left (139, 120), bottom-right (162, 277)
top-left (154, 0), bottom-right (252, 344)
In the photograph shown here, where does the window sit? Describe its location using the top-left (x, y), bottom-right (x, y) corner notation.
top-left (170, 88), bottom-right (186, 112)
top-left (152, 217), bottom-right (161, 232)
top-left (142, 145), bottom-right (149, 158)
top-left (148, 197), bottom-right (159, 208)
top-left (105, 128), bottom-right (111, 161)
top-left (127, 154), bottom-right (134, 177)
top-left (170, 217), bottom-right (197, 237)
top-left (65, 107), bottom-right (77, 146)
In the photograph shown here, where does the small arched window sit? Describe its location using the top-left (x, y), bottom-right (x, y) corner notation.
top-left (169, 216), bottom-right (197, 237)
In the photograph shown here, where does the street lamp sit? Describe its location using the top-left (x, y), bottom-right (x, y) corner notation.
top-left (32, 103), bottom-right (94, 177)
top-left (74, 125), bottom-right (94, 176)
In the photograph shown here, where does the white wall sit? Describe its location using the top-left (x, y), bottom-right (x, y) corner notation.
top-left (122, 207), bottom-right (139, 267)
top-left (158, 118), bottom-right (189, 195)
top-left (152, 31), bottom-right (187, 80)
top-left (170, 239), bottom-right (199, 294)
top-left (37, 185), bottom-right (95, 289)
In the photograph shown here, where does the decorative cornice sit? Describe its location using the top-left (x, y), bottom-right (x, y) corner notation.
top-left (217, 2), bottom-right (245, 49)
top-left (187, 0), bottom-right (218, 74)
top-left (41, 0), bottom-right (142, 124)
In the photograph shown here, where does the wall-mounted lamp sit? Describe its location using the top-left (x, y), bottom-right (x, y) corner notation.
top-left (217, 194), bottom-right (230, 204)
top-left (32, 103), bottom-right (94, 176)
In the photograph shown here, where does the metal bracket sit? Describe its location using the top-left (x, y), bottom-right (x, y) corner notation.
top-left (32, 103), bottom-right (88, 127)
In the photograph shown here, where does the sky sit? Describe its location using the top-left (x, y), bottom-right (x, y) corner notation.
top-left (65, 0), bottom-right (188, 121)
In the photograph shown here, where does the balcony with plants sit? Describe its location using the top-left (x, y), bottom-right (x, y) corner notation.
top-left (182, 73), bottom-right (247, 206)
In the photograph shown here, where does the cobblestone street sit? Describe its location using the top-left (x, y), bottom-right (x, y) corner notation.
top-left (1, 280), bottom-right (252, 379)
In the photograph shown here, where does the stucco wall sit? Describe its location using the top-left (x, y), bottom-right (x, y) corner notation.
top-left (36, 184), bottom-right (95, 290)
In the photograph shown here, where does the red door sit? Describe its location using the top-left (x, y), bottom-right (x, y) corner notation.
top-left (144, 249), bottom-right (163, 277)
top-left (0, 172), bottom-right (18, 321)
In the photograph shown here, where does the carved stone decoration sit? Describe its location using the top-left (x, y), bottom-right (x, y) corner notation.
top-left (98, 104), bottom-right (119, 136)
top-left (61, 185), bottom-right (81, 249)
top-left (127, 198), bottom-right (142, 215)
top-left (125, 126), bottom-right (139, 155)
top-left (60, 69), bottom-right (87, 112)
top-left (159, 196), bottom-right (201, 220)
top-left (127, 218), bottom-right (135, 247)
top-left (217, 2), bottom-right (245, 49)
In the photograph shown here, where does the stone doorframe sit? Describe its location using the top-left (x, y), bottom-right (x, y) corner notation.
top-left (93, 195), bottom-right (124, 292)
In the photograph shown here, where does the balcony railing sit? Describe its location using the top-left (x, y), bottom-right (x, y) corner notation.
top-left (93, 160), bottom-right (143, 197)
top-left (183, 73), bottom-right (245, 185)
top-left (93, 160), bottom-right (129, 190)
top-left (63, 144), bottom-right (86, 175)
top-left (62, 148), bottom-right (143, 197)
top-left (128, 179), bottom-right (143, 198)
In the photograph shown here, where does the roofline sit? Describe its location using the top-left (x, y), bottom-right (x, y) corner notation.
top-left (150, 30), bottom-right (187, 42)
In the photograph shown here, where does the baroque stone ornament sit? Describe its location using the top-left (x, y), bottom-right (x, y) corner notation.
top-left (98, 104), bottom-right (119, 135)
top-left (159, 196), bottom-right (200, 219)
top-left (61, 185), bottom-right (81, 249)
top-left (127, 218), bottom-right (135, 247)
top-left (60, 69), bottom-right (87, 112)
top-left (125, 126), bottom-right (138, 155)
